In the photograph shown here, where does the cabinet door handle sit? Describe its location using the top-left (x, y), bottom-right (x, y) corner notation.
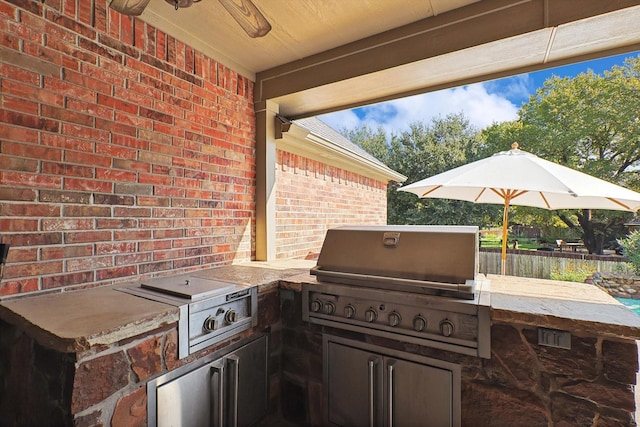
top-left (387, 360), bottom-right (396, 427)
top-left (211, 361), bottom-right (225, 427)
top-left (227, 354), bottom-right (240, 427)
top-left (368, 357), bottom-right (379, 427)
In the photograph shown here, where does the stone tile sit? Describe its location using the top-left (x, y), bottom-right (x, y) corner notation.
top-left (127, 336), bottom-right (162, 381)
top-left (111, 387), bottom-right (147, 427)
top-left (72, 350), bottom-right (130, 413)
top-left (602, 339), bottom-right (639, 384)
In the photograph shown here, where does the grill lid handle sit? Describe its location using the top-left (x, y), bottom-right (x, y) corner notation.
top-left (382, 232), bottom-right (400, 248)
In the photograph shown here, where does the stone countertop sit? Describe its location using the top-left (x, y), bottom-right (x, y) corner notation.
top-left (488, 274), bottom-right (640, 340)
top-left (1, 261), bottom-right (639, 353)
top-left (0, 260), bottom-right (311, 354)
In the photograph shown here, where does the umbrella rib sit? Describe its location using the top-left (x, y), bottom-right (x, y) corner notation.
top-left (608, 197), bottom-right (632, 210)
top-left (539, 192), bottom-right (551, 209)
top-left (474, 188), bottom-right (487, 202)
top-left (421, 185), bottom-right (442, 197)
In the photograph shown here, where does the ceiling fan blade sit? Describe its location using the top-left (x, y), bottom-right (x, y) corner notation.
top-left (109, 0), bottom-right (152, 16)
top-left (218, 0), bottom-right (271, 38)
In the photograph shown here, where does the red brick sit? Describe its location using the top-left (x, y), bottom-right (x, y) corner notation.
top-left (41, 244), bottom-right (93, 260)
top-left (63, 177), bottom-right (112, 193)
top-left (65, 230), bottom-right (112, 244)
top-left (0, 278), bottom-right (39, 296)
top-left (96, 265), bottom-right (138, 281)
top-left (64, 205), bottom-right (111, 217)
top-left (42, 271), bottom-right (94, 289)
top-left (41, 162), bottom-right (94, 178)
top-left (114, 229), bottom-right (152, 241)
top-left (0, 218), bottom-right (38, 232)
top-left (8, 261), bottom-right (63, 279)
top-left (58, 124), bottom-right (111, 143)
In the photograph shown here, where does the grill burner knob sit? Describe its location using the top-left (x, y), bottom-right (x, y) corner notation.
top-left (323, 301), bottom-right (336, 315)
top-left (344, 304), bottom-right (356, 318)
top-left (413, 315), bottom-right (427, 332)
top-left (203, 316), bottom-right (218, 332)
top-left (365, 308), bottom-right (377, 323)
top-left (310, 299), bottom-right (323, 313)
top-left (225, 310), bottom-right (238, 324)
top-left (440, 320), bottom-right (455, 337)
top-left (388, 311), bottom-right (401, 327)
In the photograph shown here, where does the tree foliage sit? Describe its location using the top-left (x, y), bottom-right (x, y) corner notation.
top-left (343, 114), bottom-right (502, 227)
top-left (482, 56), bottom-right (640, 254)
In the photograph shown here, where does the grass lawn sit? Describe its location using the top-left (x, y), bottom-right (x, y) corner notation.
top-left (480, 235), bottom-right (543, 250)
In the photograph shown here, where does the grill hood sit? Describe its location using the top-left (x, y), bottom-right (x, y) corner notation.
top-left (310, 225), bottom-right (479, 299)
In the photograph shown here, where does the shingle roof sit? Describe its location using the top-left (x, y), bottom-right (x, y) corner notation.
top-left (292, 117), bottom-right (388, 168)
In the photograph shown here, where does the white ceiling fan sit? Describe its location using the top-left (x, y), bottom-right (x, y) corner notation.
top-left (109, 0), bottom-right (271, 38)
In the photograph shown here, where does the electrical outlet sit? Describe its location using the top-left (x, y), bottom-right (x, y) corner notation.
top-left (0, 243), bottom-right (10, 264)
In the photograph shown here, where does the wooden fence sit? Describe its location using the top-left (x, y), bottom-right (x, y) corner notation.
top-left (479, 248), bottom-right (631, 279)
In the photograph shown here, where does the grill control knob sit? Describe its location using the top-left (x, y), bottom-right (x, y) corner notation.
top-left (203, 316), bottom-right (218, 332)
top-left (439, 320), bottom-right (455, 337)
top-left (225, 310), bottom-right (238, 324)
top-left (344, 304), bottom-right (356, 319)
top-left (413, 315), bottom-right (427, 332)
top-left (388, 311), bottom-right (401, 327)
top-left (323, 301), bottom-right (336, 315)
top-left (365, 308), bottom-right (377, 323)
top-left (310, 299), bottom-right (323, 313)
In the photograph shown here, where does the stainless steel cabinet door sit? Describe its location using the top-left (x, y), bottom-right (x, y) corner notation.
top-left (157, 360), bottom-right (223, 427)
top-left (327, 341), bottom-right (383, 427)
top-left (386, 358), bottom-right (453, 427)
top-left (325, 337), bottom-right (457, 427)
top-left (228, 334), bottom-right (268, 427)
top-left (155, 335), bottom-right (267, 427)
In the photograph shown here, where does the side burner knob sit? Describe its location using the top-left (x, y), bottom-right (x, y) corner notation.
top-left (388, 311), bottom-right (401, 327)
top-left (203, 316), bottom-right (218, 332)
top-left (344, 304), bottom-right (356, 319)
top-left (225, 310), bottom-right (239, 324)
top-left (310, 299), bottom-right (323, 313)
top-left (323, 301), bottom-right (336, 315)
top-left (440, 320), bottom-right (455, 337)
top-left (365, 308), bottom-right (377, 323)
top-left (413, 315), bottom-right (427, 332)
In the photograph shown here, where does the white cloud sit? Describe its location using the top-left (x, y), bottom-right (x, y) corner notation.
top-left (319, 81), bottom-right (520, 138)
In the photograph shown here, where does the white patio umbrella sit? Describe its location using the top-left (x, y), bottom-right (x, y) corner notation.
top-left (399, 143), bottom-right (640, 275)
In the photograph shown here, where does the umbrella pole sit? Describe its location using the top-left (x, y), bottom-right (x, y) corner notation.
top-left (501, 198), bottom-right (511, 275)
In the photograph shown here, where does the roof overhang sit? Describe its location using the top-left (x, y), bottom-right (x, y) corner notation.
top-left (275, 121), bottom-right (407, 184)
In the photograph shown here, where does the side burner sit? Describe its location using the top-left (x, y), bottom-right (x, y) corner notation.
top-left (119, 275), bottom-right (257, 359)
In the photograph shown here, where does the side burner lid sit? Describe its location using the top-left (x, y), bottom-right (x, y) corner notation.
top-left (140, 276), bottom-right (236, 300)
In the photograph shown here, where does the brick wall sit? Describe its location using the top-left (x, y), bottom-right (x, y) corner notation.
top-left (275, 150), bottom-right (388, 259)
top-left (0, 0), bottom-right (256, 296)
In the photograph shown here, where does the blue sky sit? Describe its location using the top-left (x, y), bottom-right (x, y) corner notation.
top-left (319, 51), bottom-right (640, 137)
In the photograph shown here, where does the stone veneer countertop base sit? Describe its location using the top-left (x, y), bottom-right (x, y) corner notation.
top-left (1, 261), bottom-right (639, 354)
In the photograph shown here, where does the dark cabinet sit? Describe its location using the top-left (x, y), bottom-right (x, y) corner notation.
top-left (325, 335), bottom-right (460, 427)
top-left (152, 334), bottom-right (268, 427)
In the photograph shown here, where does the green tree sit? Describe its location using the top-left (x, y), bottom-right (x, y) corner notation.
top-left (484, 56), bottom-right (640, 254)
top-left (340, 125), bottom-right (389, 164)
top-left (343, 113), bottom-right (501, 227)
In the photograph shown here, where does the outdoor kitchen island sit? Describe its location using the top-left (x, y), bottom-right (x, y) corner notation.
top-left (1, 262), bottom-right (639, 426)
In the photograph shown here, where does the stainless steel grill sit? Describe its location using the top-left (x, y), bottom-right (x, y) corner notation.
top-left (303, 225), bottom-right (491, 358)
